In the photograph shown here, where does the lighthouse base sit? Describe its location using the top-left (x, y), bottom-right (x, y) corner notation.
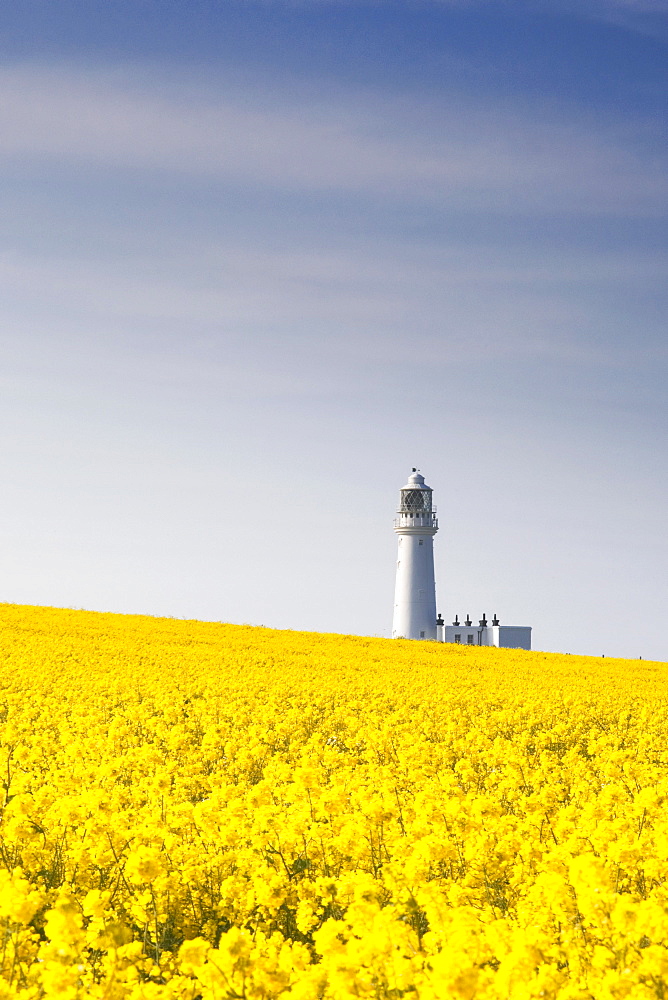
top-left (392, 530), bottom-right (437, 641)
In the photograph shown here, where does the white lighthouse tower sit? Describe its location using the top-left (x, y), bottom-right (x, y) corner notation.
top-left (392, 469), bottom-right (438, 640)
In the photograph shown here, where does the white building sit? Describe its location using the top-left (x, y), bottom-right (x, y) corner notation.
top-left (392, 470), bottom-right (438, 640)
top-left (391, 470), bottom-right (532, 648)
top-left (438, 614), bottom-right (532, 650)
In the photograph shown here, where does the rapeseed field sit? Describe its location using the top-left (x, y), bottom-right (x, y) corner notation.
top-left (0, 604), bottom-right (667, 999)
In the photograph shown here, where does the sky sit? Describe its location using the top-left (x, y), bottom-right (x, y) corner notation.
top-left (0, 0), bottom-right (666, 660)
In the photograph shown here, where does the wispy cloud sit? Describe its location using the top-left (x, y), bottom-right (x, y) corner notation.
top-left (527, 0), bottom-right (668, 36)
top-left (247, 0), bottom-right (668, 25)
top-left (0, 64), bottom-right (664, 215)
top-left (0, 59), bottom-right (664, 390)
top-left (1, 235), bottom-right (664, 380)
top-left (276, 0), bottom-right (668, 38)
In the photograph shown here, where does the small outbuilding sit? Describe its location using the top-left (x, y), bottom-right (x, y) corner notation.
top-left (437, 614), bottom-right (532, 650)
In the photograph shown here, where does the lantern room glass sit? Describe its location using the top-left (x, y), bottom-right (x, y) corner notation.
top-left (399, 489), bottom-right (433, 513)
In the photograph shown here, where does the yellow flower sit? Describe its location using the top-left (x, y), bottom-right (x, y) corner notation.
top-left (82, 888), bottom-right (112, 920)
top-left (177, 936), bottom-right (210, 974)
top-left (0, 868), bottom-right (42, 924)
top-left (1, 602), bottom-right (667, 997)
top-left (124, 845), bottom-right (165, 885)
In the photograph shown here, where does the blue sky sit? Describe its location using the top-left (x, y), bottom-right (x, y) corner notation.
top-left (0, 0), bottom-right (665, 658)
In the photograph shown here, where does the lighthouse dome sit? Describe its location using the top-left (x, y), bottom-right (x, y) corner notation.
top-left (401, 468), bottom-right (431, 492)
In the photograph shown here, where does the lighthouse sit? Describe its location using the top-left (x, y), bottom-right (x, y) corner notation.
top-left (392, 469), bottom-right (439, 640)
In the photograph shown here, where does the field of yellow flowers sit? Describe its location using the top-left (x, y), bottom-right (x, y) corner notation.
top-left (1, 603), bottom-right (667, 999)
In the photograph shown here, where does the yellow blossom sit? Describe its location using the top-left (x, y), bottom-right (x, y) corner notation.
top-left (0, 602), bottom-right (667, 998)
